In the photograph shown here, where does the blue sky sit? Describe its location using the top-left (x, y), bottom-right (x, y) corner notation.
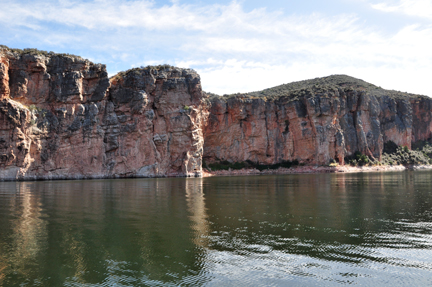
top-left (1, 0), bottom-right (432, 96)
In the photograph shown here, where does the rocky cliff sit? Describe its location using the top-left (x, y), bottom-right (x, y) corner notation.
top-left (0, 46), bottom-right (431, 180)
top-left (0, 47), bottom-right (208, 180)
top-left (204, 75), bottom-right (432, 166)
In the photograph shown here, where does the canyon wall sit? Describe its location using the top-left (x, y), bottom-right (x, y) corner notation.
top-left (203, 81), bottom-right (432, 166)
top-left (0, 48), bottom-right (208, 180)
top-left (0, 47), bottom-right (431, 180)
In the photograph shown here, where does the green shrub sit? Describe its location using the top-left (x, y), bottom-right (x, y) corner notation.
top-left (381, 144), bottom-right (432, 166)
top-left (345, 151), bottom-right (370, 166)
top-left (207, 160), bottom-right (299, 171)
top-left (354, 151), bottom-right (369, 166)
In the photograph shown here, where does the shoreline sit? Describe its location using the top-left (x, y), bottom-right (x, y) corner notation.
top-left (1, 164), bottom-right (431, 182)
top-left (202, 164), bottom-right (432, 177)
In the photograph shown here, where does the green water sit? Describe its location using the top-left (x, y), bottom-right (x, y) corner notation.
top-left (0, 171), bottom-right (432, 286)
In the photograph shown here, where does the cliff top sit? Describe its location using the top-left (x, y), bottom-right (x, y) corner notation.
top-left (212, 74), bottom-right (428, 102)
top-left (110, 65), bottom-right (173, 81)
top-left (1, 45), bottom-right (426, 102)
top-left (109, 65), bottom-right (199, 85)
top-left (0, 45), bottom-right (85, 60)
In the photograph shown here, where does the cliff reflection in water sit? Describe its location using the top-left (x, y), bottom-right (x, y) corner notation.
top-left (0, 172), bottom-right (432, 286)
top-left (0, 182), bottom-right (48, 285)
top-left (0, 178), bottom-right (207, 286)
top-left (185, 178), bottom-right (210, 249)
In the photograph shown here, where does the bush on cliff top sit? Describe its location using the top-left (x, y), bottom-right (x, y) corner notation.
top-left (110, 64), bottom-right (178, 81)
top-left (0, 45), bottom-right (83, 59)
top-left (218, 75), bottom-right (374, 100)
top-left (216, 74), bottom-right (426, 102)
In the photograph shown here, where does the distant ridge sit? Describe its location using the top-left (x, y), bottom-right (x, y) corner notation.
top-left (216, 74), bottom-right (427, 101)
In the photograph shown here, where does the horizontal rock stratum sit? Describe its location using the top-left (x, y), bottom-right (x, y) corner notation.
top-left (0, 46), bottom-right (431, 180)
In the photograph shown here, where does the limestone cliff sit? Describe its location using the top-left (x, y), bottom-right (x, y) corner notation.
top-left (0, 47), bottom-right (208, 180)
top-left (204, 75), bottom-right (432, 166)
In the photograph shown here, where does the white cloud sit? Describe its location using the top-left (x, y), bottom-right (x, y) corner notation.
top-left (196, 58), bottom-right (432, 97)
top-left (1, 0), bottom-right (432, 96)
top-left (371, 0), bottom-right (432, 20)
top-left (0, 0), bottom-right (258, 32)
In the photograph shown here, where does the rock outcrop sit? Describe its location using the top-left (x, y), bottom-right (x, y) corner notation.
top-left (203, 76), bottom-right (432, 166)
top-left (0, 47), bottom-right (208, 180)
top-left (0, 46), bottom-right (431, 180)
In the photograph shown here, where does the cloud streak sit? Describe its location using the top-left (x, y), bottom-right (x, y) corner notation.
top-left (372, 0), bottom-right (432, 20)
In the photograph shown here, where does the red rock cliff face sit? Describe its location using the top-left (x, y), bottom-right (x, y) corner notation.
top-left (1, 48), bottom-right (431, 180)
top-left (0, 49), bottom-right (208, 180)
top-left (204, 77), bottom-right (432, 166)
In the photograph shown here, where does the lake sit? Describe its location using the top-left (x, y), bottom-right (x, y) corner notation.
top-left (0, 171), bottom-right (432, 286)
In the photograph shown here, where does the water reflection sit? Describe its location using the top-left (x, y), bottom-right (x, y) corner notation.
top-left (0, 171), bottom-right (431, 285)
top-left (0, 179), bottom-right (207, 286)
top-left (0, 182), bottom-right (47, 285)
top-left (185, 178), bottom-right (209, 249)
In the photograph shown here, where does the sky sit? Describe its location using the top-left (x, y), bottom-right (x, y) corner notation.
top-left (1, 0), bottom-right (432, 96)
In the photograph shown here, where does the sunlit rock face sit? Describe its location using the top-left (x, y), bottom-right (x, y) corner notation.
top-left (203, 75), bottom-right (432, 166)
top-left (1, 47), bottom-right (431, 180)
top-left (0, 48), bottom-right (208, 180)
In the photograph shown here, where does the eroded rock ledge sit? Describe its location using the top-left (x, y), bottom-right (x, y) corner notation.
top-left (0, 46), bottom-right (431, 180)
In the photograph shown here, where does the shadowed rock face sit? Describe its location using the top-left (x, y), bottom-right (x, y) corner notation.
top-left (203, 76), bottom-right (432, 166)
top-left (0, 47), bottom-right (431, 180)
top-left (0, 48), bottom-right (208, 180)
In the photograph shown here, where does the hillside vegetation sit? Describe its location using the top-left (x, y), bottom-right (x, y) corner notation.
top-left (0, 45), bottom-right (84, 60)
top-left (214, 74), bottom-right (428, 101)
